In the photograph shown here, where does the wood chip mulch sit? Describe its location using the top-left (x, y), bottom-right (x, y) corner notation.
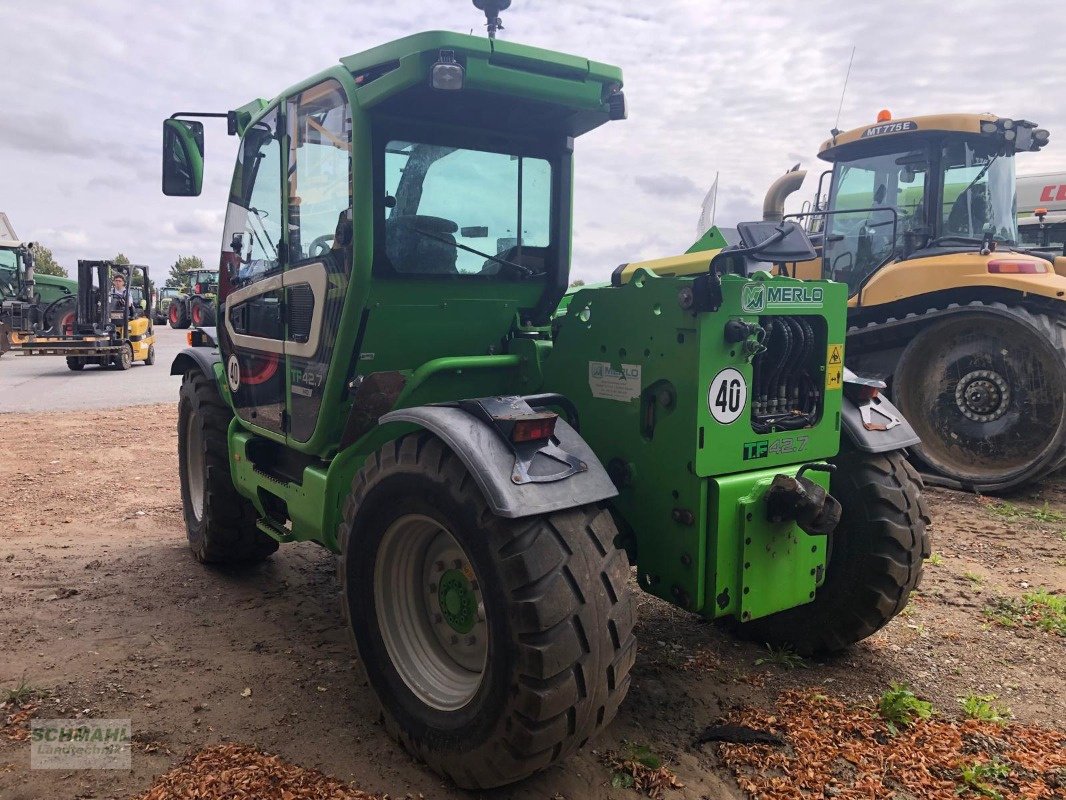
top-left (1, 702), bottom-right (39, 742)
top-left (717, 690), bottom-right (1065, 800)
top-left (133, 743), bottom-right (382, 800)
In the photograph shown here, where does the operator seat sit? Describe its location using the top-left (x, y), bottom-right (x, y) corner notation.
top-left (385, 215), bottom-right (459, 275)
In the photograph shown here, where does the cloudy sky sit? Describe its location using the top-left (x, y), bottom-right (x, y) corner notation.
top-left (4, 0), bottom-right (1065, 282)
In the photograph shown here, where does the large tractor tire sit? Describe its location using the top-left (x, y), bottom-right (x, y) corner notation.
top-left (893, 304), bottom-right (1066, 493)
top-left (190, 297), bottom-right (215, 327)
top-left (170, 300), bottom-right (191, 329)
top-left (337, 433), bottom-right (636, 789)
top-left (737, 449), bottom-right (930, 655)
top-left (177, 370), bottom-right (278, 563)
top-left (44, 296), bottom-right (77, 335)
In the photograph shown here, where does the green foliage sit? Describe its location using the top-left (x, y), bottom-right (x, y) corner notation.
top-left (984, 590), bottom-right (1065, 636)
top-left (1029, 501), bottom-right (1065, 523)
top-left (957, 759), bottom-right (1010, 799)
top-left (3, 673), bottom-right (44, 707)
top-left (928, 552), bottom-right (944, 566)
top-left (963, 571), bottom-right (983, 584)
top-left (167, 254), bottom-right (205, 288)
top-left (754, 644), bottom-right (806, 670)
top-left (29, 243), bottom-right (66, 277)
top-left (609, 743), bottom-right (662, 790)
top-left (111, 253), bottom-right (130, 266)
top-left (877, 684), bottom-right (933, 733)
top-left (986, 499), bottom-right (1066, 526)
top-left (959, 693), bottom-right (1010, 724)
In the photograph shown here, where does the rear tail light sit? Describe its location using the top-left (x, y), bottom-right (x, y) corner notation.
top-left (987, 260), bottom-right (1047, 274)
top-left (511, 413), bottom-right (558, 443)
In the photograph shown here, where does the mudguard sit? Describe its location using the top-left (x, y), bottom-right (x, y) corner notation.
top-left (378, 405), bottom-right (618, 519)
top-left (170, 345), bottom-right (221, 377)
top-left (841, 367), bottom-right (921, 453)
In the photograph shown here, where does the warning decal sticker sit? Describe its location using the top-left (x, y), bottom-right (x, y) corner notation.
top-left (825, 343), bottom-right (843, 390)
top-left (589, 361), bottom-right (642, 402)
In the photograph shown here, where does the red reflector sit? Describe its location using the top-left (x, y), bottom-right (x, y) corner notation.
top-left (857, 385), bottom-right (880, 401)
top-left (512, 414), bottom-right (558, 443)
top-left (987, 259), bottom-right (1046, 274)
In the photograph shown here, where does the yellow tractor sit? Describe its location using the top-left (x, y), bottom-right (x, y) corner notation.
top-left (780, 112), bottom-right (1063, 492)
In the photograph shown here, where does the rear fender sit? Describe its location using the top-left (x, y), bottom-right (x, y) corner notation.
top-left (379, 399), bottom-right (618, 519)
top-left (841, 367), bottom-right (920, 453)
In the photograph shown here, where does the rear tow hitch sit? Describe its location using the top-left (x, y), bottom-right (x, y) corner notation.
top-left (765, 463), bottom-right (841, 536)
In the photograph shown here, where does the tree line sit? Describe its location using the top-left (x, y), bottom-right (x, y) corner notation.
top-left (29, 244), bottom-right (205, 287)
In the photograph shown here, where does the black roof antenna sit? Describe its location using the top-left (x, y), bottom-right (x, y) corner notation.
top-left (473, 0), bottom-right (511, 39)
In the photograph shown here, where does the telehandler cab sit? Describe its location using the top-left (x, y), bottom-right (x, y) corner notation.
top-left (162, 4), bottom-right (928, 787)
top-left (0, 239), bottom-right (77, 355)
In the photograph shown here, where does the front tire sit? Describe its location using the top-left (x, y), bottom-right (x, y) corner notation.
top-left (66, 357), bottom-right (85, 371)
top-left (737, 449), bottom-right (930, 654)
top-left (177, 370), bottom-right (278, 563)
top-left (338, 433), bottom-right (636, 789)
top-left (145, 345), bottom-right (156, 366)
top-left (115, 344), bottom-right (133, 370)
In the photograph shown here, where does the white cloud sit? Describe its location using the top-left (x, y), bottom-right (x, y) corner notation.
top-left (3, 0), bottom-right (1064, 283)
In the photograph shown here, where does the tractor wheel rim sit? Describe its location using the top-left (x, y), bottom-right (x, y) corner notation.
top-left (169, 305), bottom-right (178, 323)
top-left (899, 315), bottom-right (1066, 480)
top-left (192, 305), bottom-right (201, 324)
top-left (185, 412), bottom-right (205, 522)
top-left (955, 369), bottom-right (1010, 422)
top-left (374, 514), bottom-right (487, 711)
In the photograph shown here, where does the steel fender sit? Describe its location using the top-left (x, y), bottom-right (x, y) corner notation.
top-left (170, 346), bottom-right (221, 377)
top-left (841, 368), bottom-right (921, 453)
top-left (378, 406), bottom-right (619, 519)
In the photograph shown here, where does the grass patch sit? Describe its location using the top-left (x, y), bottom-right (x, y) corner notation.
top-left (2, 674), bottom-right (45, 708)
top-left (754, 644), bottom-right (806, 670)
top-left (959, 693), bottom-right (1010, 724)
top-left (928, 552), bottom-right (944, 566)
top-left (878, 683), bottom-right (933, 734)
top-left (985, 498), bottom-right (1066, 527)
top-left (963, 571), bottom-right (983, 585)
top-left (984, 590), bottom-right (1065, 636)
top-left (958, 759), bottom-right (1011, 799)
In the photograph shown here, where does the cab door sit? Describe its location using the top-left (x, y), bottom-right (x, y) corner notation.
top-left (219, 106), bottom-right (288, 435)
top-left (283, 79), bottom-right (353, 443)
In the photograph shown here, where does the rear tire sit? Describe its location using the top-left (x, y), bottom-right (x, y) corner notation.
top-left (337, 433), bottom-right (636, 789)
top-left (145, 345), bottom-right (156, 366)
top-left (737, 449), bottom-right (930, 654)
top-left (177, 370), bottom-right (278, 563)
top-left (65, 357), bottom-right (85, 371)
top-left (170, 300), bottom-right (191, 330)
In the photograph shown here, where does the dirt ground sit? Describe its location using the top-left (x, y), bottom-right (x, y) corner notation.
top-left (0, 405), bottom-right (1063, 799)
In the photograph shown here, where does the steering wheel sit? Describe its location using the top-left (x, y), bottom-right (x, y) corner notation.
top-left (308, 234), bottom-right (335, 258)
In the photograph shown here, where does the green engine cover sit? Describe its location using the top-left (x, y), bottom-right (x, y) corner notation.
top-left (542, 270), bottom-right (849, 621)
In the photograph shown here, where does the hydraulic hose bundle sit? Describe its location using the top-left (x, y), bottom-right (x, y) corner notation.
top-left (751, 315), bottom-right (820, 433)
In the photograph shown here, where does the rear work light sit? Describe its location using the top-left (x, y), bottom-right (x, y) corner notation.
top-left (987, 260), bottom-right (1047, 274)
top-left (511, 413), bottom-right (558, 443)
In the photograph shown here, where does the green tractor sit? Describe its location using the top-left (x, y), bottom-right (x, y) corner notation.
top-left (1, 240), bottom-right (78, 354)
top-left (162, 5), bottom-right (928, 789)
top-left (167, 269), bottom-right (219, 329)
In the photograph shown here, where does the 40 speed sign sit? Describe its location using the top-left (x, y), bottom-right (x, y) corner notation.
top-left (708, 367), bottom-right (746, 424)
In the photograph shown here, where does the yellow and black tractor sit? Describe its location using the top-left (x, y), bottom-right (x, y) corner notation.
top-left (11, 260), bottom-right (158, 371)
top-left (782, 112), bottom-right (1063, 492)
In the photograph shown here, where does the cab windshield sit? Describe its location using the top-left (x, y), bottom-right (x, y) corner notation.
top-left (824, 137), bottom-right (1019, 295)
top-left (381, 140), bottom-right (552, 278)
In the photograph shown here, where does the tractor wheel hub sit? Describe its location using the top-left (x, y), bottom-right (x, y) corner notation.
top-left (437, 569), bottom-right (477, 634)
top-left (955, 370), bottom-right (1010, 422)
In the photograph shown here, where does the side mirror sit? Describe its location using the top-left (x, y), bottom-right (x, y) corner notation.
top-left (162, 119), bottom-right (205, 196)
top-left (709, 220), bottom-right (819, 277)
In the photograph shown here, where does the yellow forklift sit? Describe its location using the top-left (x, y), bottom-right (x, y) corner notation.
top-left (12, 260), bottom-right (157, 370)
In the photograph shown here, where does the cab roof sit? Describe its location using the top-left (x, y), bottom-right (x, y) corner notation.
top-left (819, 113), bottom-right (1003, 162)
top-left (235, 31), bottom-right (623, 139)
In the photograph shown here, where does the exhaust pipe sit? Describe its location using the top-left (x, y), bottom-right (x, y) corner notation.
top-left (762, 165), bottom-right (807, 222)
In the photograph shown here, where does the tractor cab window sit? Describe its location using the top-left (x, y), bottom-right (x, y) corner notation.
top-left (287, 80), bottom-right (352, 267)
top-left (223, 108), bottom-right (283, 290)
top-left (824, 150), bottom-right (926, 294)
top-left (941, 141), bottom-right (1018, 244)
top-left (381, 140), bottom-right (551, 278)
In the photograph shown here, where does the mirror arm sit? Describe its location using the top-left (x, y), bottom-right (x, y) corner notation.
top-left (171, 111), bottom-right (239, 136)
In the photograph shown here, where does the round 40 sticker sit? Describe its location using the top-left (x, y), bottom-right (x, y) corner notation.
top-left (708, 367), bottom-right (746, 424)
top-left (226, 354), bottom-right (241, 392)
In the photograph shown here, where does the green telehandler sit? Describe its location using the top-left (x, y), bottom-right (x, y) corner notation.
top-left (162, 2), bottom-right (928, 788)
